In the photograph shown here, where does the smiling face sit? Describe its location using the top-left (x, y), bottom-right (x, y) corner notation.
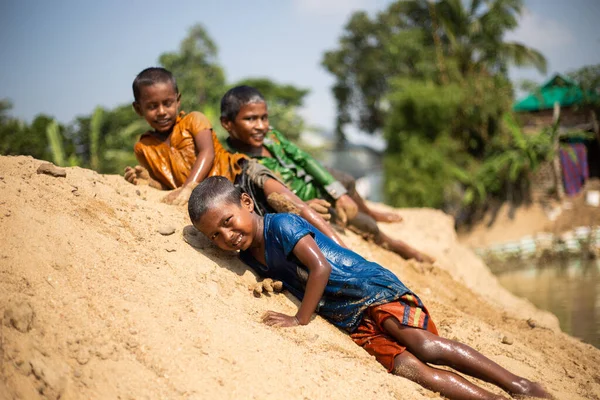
top-left (194, 193), bottom-right (261, 252)
top-left (133, 82), bottom-right (181, 133)
top-left (221, 101), bottom-right (269, 148)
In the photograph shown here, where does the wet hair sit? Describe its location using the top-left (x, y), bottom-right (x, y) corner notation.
top-left (188, 176), bottom-right (243, 225)
top-left (132, 67), bottom-right (179, 102)
top-left (220, 85), bottom-right (266, 121)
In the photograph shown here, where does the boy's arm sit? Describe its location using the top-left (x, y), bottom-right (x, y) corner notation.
top-left (184, 128), bottom-right (216, 186)
top-left (163, 114), bottom-right (216, 205)
top-left (274, 131), bottom-right (358, 223)
top-left (274, 131), bottom-right (347, 200)
top-left (263, 235), bottom-right (331, 327)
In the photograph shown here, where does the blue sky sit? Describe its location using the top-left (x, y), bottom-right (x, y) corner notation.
top-left (1, 0), bottom-right (599, 133)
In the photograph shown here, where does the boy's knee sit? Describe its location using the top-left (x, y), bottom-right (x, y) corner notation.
top-left (327, 167), bottom-right (356, 194)
top-left (408, 335), bottom-right (450, 364)
top-left (392, 352), bottom-right (425, 381)
top-left (349, 212), bottom-right (380, 236)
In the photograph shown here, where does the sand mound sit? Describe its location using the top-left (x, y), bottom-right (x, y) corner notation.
top-left (1, 156), bottom-right (599, 400)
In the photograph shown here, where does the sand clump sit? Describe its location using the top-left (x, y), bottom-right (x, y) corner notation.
top-left (0, 156), bottom-right (599, 400)
top-left (252, 278), bottom-right (284, 298)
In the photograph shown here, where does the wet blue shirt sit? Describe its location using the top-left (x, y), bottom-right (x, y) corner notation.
top-left (240, 213), bottom-right (413, 332)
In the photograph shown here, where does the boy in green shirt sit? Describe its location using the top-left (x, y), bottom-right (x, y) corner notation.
top-left (220, 86), bottom-right (434, 263)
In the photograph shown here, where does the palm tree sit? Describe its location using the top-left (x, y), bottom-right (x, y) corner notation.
top-left (322, 0), bottom-right (547, 140)
top-left (404, 0), bottom-right (547, 78)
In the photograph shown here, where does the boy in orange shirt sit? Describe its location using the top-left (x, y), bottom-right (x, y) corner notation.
top-left (124, 67), bottom-right (245, 205)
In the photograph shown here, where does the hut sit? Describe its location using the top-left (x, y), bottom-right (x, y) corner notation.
top-left (513, 74), bottom-right (600, 197)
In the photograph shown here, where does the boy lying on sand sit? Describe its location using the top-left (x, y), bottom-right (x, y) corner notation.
top-left (188, 176), bottom-right (551, 400)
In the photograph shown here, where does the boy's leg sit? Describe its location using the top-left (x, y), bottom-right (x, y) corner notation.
top-left (382, 318), bottom-right (551, 398)
top-left (392, 351), bottom-right (507, 400)
top-left (348, 213), bottom-right (435, 262)
top-left (327, 167), bottom-right (402, 222)
top-left (353, 193), bottom-right (403, 223)
top-left (377, 231), bottom-right (435, 263)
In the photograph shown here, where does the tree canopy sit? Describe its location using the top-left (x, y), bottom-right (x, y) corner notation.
top-left (323, 0), bottom-right (551, 215)
top-left (322, 0), bottom-right (546, 139)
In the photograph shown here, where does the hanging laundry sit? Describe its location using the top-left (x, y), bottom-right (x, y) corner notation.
top-left (560, 143), bottom-right (589, 196)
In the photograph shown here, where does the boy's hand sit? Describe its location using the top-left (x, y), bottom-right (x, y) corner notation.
top-left (124, 165), bottom-right (163, 189)
top-left (162, 185), bottom-right (194, 206)
top-left (262, 311), bottom-right (300, 328)
top-left (335, 195), bottom-right (358, 226)
top-left (124, 165), bottom-right (150, 185)
top-left (306, 198), bottom-right (331, 221)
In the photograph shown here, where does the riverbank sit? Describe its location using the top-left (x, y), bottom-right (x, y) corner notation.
top-left (1, 156), bottom-right (599, 399)
top-left (459, 178), bottom-right (600, 250)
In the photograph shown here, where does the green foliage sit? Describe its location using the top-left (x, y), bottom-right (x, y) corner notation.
top-left (89, 107), bottom-right (103, 171)
top-left (568, 64), bottom-right (600, 93)
top-left (159, 24), bottom-right (226, 113)
top-left (459, 114), bottom-right (559, 206)
top-left (567, 64), bottom-right (600, 113)
top-left (46, 120), bottom-right (66, 166)
top-left (233, 77), bottom-right (310, 142)
top-left (201, 104), bottom-right (225, 140)
top-left (325, 0), bottom-right (549, 214)
top-left (384, 135), bottom-right (464, 207)
top-left (323, 0), bottom-right (546, 139)
top-left (0, 100), bottom-right (54, 161)
top-left (66, 104), bottom-right (143, 174)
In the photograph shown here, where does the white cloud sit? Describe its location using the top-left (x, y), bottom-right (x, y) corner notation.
top-left (504, 8), bottom-right (575, 54)
top-left (293, 0), bottom-right (375, 17)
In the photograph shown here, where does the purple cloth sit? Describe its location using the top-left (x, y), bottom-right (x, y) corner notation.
top-left (560, 144), bottom-right (589, 196)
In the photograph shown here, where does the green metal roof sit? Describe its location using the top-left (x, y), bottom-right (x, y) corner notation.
top-left (513, 74), bottom-right (599, 112)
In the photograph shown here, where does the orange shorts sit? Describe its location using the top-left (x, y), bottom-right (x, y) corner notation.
top-left (350, 294), bottom-right (438, 372)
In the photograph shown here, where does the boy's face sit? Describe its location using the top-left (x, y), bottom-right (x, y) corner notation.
top-left (221, 102), bottom-right (269, 148)
top-left (133, 82), bottom-right (181, 133)
top-left (195, 194), bottom-right (258, 252)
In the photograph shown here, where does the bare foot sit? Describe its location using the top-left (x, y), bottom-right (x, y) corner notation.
top-left (413, 251), bottom-right (436, 264)
top-left (124, 166), bottom-right (162, 189)
top-left (161, 185), bottom-right (194, 206)
top-left (369, 208), bottom-right (403, 223)
top-left (511, 379), bottom-right (552, 399)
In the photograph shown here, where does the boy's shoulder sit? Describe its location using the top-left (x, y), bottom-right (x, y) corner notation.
top-left (268, 213), bottom-right (312, 237)
top-left (178, 111), bottom-right (212, 132)
top-left (266, 213), bottom-right (314, 255)
top-left (181, 111), bottom-right (210, 123)
top-left (269, 212), bottom-right (304, 224)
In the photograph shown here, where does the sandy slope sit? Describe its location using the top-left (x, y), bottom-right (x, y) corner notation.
top-left (0, 155), bottom-right (598, 400)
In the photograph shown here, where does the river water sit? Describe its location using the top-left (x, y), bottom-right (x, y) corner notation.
top-left (495, 258), bottom-right (600, 348)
